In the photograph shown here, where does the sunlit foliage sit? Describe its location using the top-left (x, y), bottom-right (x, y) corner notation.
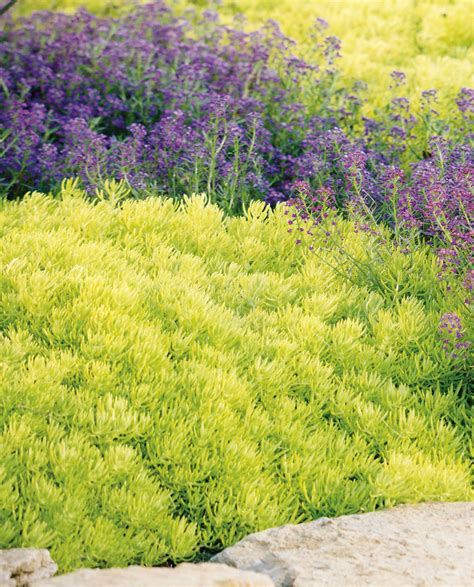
top-left (0, 183), bottom-right (471, 571)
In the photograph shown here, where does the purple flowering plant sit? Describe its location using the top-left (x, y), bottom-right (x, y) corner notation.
top-left (0, 1), bottom-right (341, 210)
top-left (438, 312), bottom-right (471, 360)
top-left (1, 1), bottom-right (468, 213)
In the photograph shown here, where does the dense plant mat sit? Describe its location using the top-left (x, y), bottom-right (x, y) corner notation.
top-left (9, 0), bottom-right (473, 109)
top-left (0, 185), bottom-right (471, 571)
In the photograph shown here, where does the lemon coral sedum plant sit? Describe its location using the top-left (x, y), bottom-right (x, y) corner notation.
top-left (0, 183), bottom-right (471, 572)
top-left (214, 0), bottom-right (474, 111)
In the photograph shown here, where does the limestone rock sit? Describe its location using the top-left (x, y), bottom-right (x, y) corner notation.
top-left (32, 562), bottom-right (274, 586)
top-left (0, 549), bottom-right (57, 587)
top-left (0, 570), bottom-right (15, 587)
top-left (212, 501), bottom-right (474, 587)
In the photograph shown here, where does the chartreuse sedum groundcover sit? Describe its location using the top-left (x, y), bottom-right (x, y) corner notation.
top-left (0, 182), bottom-right (471, 572)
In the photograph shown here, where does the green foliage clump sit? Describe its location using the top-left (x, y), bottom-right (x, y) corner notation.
top-left (0, 182), bottom-right (471, 571)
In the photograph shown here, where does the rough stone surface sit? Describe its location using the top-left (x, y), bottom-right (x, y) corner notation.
top-left (32, 562), bottom-right (274, 587)
top-left (212, 502), bottom-right (474, 586)
top-left (0, 549), bottom-right (57, 587)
